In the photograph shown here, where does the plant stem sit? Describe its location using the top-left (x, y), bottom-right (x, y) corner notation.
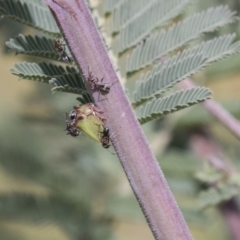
top-left (179, 79), bottom-right (240, 141)
top-left (220, 198), bottom-right (240, 240)
top-left (43, 1), bottom-right (193, 239)
top-left (189, 128), bottom-right (235, 173)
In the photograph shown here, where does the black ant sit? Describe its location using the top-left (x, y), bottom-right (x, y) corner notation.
top-left (89, 76), bottom-right (110, 93)
top-left (65, 110), bottom-right (80, 137)
top-left (67, 110), bottom-right (77, 122)
top-left (99, 127), bottom-right (110, 149)
top-left (87, 69), bottom-right (117, 99)
top-left (55, 39), bottom-right (71, 62)
top-left (66, 124), bottom-right (80, 137)
top-left (99, 127), bottom-right (117, 155)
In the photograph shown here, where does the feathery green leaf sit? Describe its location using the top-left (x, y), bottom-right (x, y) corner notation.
top-left (0, 0), bottom-right (60, 35)
top-left (127, 5), bottom-right (236, 73)
top-left (76, 93), bottom-right (93, 105)
top-left (49, 73), bottom-right (87, 95)
top-left (133, 34), bottom-right (240, 107)
top-left (116, 0), bottom-right (191, 53)
top-left (198, 184), bottom-right (240, 209)
top-left (6, 34), bottom-right (67, 61)
top-left (10, 62), bottom-right (76, 82)
top-left (103, 0), bottom-right (125, 15)
top-left (137, 87), bottom-right (212, 124)
top-left (133, 51), bottom-right (207, 107)
top-left (201, 34), bottom-right (240, 63)
top-left (111, 0), bottom-right (157, 34)
top-left (10, 62), bottom-right (87, 94)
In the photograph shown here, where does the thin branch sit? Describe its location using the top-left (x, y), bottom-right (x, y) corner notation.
top-left (178, 79), bottom-right (240, 140)
top-left (190, 129), bottom-right (236, 173)
top-left (42, 0), bottom-right (193, 239)
top-left (220, 198), bottom-right (240, 240)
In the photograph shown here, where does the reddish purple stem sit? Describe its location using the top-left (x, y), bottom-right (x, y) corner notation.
top-left (179, 79), bottom-right (240, 140)
top-left (220, 199), bottom-right (240, 240)
top-left (42, 0), bottom-right (193, 239)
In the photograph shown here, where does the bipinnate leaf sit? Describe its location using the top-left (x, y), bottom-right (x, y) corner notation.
top-left (10, 62), bottom-right (86, 94)
top-left (49, 73), bottom-right (87, 94)
top-left (127, 6), bottom-right (236, 73)
top-left (103, 0), bottom-right (124, 15)
top-left (76, 93), bottom-right (93, 105)
top-left (10, 62), bottom-right (75, 82)
top-left (133, 52), bottom-right (207, 107)
top-left (110, 0), bottom-right (154, 34)
top-left (137, 87), bottom-right (212, 124)
top-left (201, 34), bottom-right (240, 63)
top-left (116, 0), bottom-right (191, 53)
top-left (6, 34), bottom-right (65, 61)
top-left (0, 0), bottom-right (60, 35)
top-left (133, 34), bottom-right (240, 107)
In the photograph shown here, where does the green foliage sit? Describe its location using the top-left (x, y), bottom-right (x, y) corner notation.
top-left (101, 0), bottom-right (240, 217)
top-left (137, 87), bottom-right (212, 124)
top-left (110, 0), bottom-right (153, 33)
top-left (196, 165), bottom-right (240, 209)
top-left (5, 0), bottom-right (239, 126)
top-left (11, 62), bottom-right (68, 82)
top-left (126, 6), bottom-right (236, 73)
top-left (76, 93), bottom-right (94, 105)
top-left (0, 0), bottom-right (60, 35)
top-left (3, 0), bottom-right (89, 100)
top-left (49, 73), bottom-right (88, 94)
top-left (133, 51), bottom-right (207, 107)
top-left (198, 184), bottom-right (240, 209)
top-left (115, 0), bottom-right (191, 52)
top-left (6, 34), bottom-right (63, 60)
top-left (10, 62), bottom-right (88, 95)
top-left (103, 0), bottom-right (125, 15)
top-left (132, 34), bottom-right (240, 107)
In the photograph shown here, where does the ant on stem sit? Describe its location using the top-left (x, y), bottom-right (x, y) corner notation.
top-left (87, 68), bottom-right (117, 100)
top-left (55, 39), bottom-right (71, 62)
top-left (99, 127), bottom-right (117, 155)
top-left (99, 127), bottom-right (110, 149)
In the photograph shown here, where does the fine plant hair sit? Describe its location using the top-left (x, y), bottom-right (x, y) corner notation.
top-left (1, 0), bottom-right (240, 239)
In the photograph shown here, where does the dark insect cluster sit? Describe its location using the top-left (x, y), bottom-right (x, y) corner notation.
top-left (65, 110), bottom-right (80, 137)
top-left (65, 104), bottom-right (114, 152)
top-left (57, 40), bottom-right (116, 151)
top-left (55, 39), bottom-right (71, 62)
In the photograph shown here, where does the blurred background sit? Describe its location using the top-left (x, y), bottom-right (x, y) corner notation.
top-left (0, 0), bottom-right (240, 239)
